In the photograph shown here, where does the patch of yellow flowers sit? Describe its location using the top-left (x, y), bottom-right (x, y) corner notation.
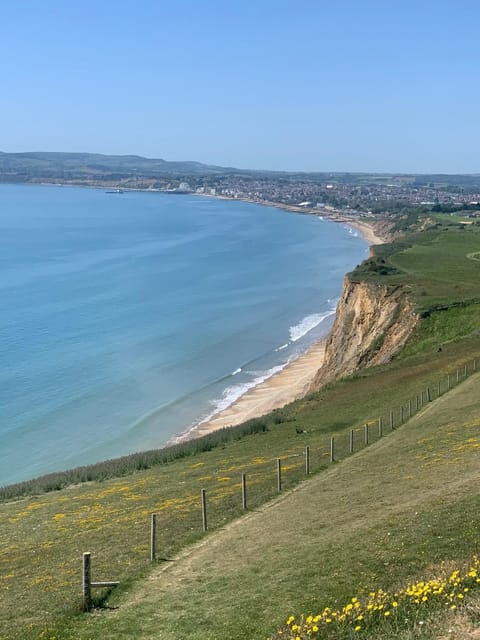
top-left (281, 556), bottom-right (480, 638)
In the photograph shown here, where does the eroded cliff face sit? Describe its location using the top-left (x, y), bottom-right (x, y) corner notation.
top-left (313, 278), bottom-right (418, 388)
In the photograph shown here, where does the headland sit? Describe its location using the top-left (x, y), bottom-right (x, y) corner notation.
top-left (178, 213), bottom-right (385, 442)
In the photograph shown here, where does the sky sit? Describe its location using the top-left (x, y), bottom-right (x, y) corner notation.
top-left (0, 0), bottom-right (479, 173)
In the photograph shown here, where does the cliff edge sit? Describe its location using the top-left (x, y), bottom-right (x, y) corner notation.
top-left (313, 277), bottom-right (418, 388)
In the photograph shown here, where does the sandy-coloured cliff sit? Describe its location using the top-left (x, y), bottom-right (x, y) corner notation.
top-left (313, 277), bottom-right (418, 388)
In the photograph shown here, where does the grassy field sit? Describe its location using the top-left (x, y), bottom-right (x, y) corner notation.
top-left (1, 219), bottom-right (480, 639)
top-left (55, 369), bottom-right (480, 640)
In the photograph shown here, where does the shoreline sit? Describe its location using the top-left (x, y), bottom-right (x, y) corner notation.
top-left (177, 203), bottom-right (385, 443)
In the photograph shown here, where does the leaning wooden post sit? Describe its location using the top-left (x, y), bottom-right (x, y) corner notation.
top-left (330, 437), bottom-right (335, 463)
top-left (378, 417), bottom-right (383, 438)
top-left (150, 513), bottom-right (156, 562)
top-left (305, 446), bottom-right (310, 475)
top-left (364, 423), bottom-right (369, 445)
top-left (241, 473), bottom-right (247, 510)
top-left (277, 458), bottom-right (282, 492)
top-left (82, 552), bottom-right (92, 611)
top-left (349, 429), bottom-right (354, 454)
top-left (201, 488), bottom-right (207, 532)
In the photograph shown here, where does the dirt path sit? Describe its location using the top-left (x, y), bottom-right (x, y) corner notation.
top-left (70, 373), bottom-right (480, 639)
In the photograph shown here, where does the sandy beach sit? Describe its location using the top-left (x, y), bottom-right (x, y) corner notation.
top-left (179, 211), bottom-right (385, 442)
top-left (179, 339), bottom-right (327, 441)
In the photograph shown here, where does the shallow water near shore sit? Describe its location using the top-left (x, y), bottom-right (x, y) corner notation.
top-left (0, 184), bottom-right (368, 485)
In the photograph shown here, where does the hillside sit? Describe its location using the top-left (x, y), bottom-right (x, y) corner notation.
top-left (1, 217), bottom-right (480, 639)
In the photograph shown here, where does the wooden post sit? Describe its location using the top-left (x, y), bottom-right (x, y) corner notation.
top-left (305, 446), bottom-right (310, 475)
top-left (447, 374), bottom-right (451, 390)
top-left (364, 423), bottom-right (369, 445)
top-left (277, 458), bottom-right (282, 491)
top-left (82, 552), bottom-right (92, 611)
top-left (408, 398), bottom-right (412, 418)
top-left (427, 387), bottom-right (431, 402)
top-left (330, 437), bottom-right (335, 463)
top-left (457, 368), bottom-right (460, 384)
top-left (437, 380), bottom-right (441, 398)
top-left (400, 405), bottom-right (404, 423)
top-left (390, 410), bottom-right (394, 430)
top-left (349, 429), bottom-right (354, 454)
top-left (242, 473), bottom-right (247, 510)
top-left (378, 417), bottom-right (383, 438)
top-left (201, 488), bottom-right (207, 532)
top-left (416, 394), bottom-right (419, 410)
top-left (150, 513), bottom-right (156, 562)
top-left (474, 358), bottom-right (477, 371)
top-left (465, 363), bottom-right (468, 378)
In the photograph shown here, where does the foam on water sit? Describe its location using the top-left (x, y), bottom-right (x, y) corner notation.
top-left (289, 308), bottom-right (336, 342)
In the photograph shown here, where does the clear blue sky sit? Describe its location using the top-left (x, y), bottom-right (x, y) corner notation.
top-left (1, 0), bottom-right (479, 173)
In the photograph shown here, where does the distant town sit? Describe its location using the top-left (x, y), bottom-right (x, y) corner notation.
top-left (1, 151), bottom-right (480, 222)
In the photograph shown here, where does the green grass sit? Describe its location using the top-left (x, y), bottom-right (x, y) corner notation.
top-left (350, 222), bottom-right (480, 313)
top-left (0, 343), bottom-right (479, 639)
top-left (55, 371), bottom-right (480, 640)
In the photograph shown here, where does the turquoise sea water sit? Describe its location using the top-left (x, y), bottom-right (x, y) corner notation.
top-left (0, 184), bottom-right (368, 485)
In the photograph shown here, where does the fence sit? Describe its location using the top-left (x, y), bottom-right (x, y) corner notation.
top-left (82, 356), bottom-right (478, 608)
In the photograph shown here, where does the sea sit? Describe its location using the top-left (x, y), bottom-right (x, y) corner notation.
top-left (0, 184), bottom-right (368, 486)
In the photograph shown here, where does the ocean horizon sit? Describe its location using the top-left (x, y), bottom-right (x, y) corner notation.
top-left (0, 184), bottom-right (368, 485)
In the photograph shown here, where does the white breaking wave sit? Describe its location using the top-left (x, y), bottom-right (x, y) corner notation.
top-left (275, 343), bottom-right (289, 351)
top-left (231, 367), bottom-right (242, 375)
top-left (198, 363), bottom-right (288, 426)
top-left (289, 309), bottom-right (335, 342)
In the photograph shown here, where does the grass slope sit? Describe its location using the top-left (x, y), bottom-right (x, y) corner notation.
top-left (58, 371), bottom-right (480, 640)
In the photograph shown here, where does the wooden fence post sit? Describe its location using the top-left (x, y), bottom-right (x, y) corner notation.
top-left (447, 374), bottom-right (451, 390)
top-left (400, 405), bottom-right (404, 423)
top-left (408, 398), bottom-right (412, 418)
top-left (305, 446), bottom-right (310, 475)
top-left (437, 381), bottom-right (441, 397)
top-left (349, 429), bottom-right (354, 454)
top-left (390, 410), bottom-right (394, 430)
top-left (150, 514), bottom-right (156, 562)
top-left (277, 458), bottom-right (282, 492)
top-left (364, 423), bottom-right (369, 445)
top-left (82, 552), bottom-right (92, 611)
top-left (427, 387), bottom-right (431, 402)
top-left (457, 368), bottom-right (460, 384)
top-left (474, 358), bottom-right (477, 371)
top-left (465, 363), bottom-right (468, 378)
top-left (378, 417), bottom-right (383, 438)
top-left (242, 473), bottom-right (247, 510)
top-left (330, 437), bottom-right (335, 463)
top-left (201, 488), bottom-right (207, 532)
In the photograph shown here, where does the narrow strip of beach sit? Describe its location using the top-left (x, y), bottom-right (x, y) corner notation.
top-left (179, 213), bottom-right (385, 443)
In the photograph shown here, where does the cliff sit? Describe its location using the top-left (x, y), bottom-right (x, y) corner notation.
top-left (313, 277), bottom-right (418, 388)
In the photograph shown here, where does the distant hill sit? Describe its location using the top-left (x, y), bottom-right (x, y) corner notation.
top-left (0, 151), bottom-right (236, 181)
top-left (1, 151), bottom-right (480, 188)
